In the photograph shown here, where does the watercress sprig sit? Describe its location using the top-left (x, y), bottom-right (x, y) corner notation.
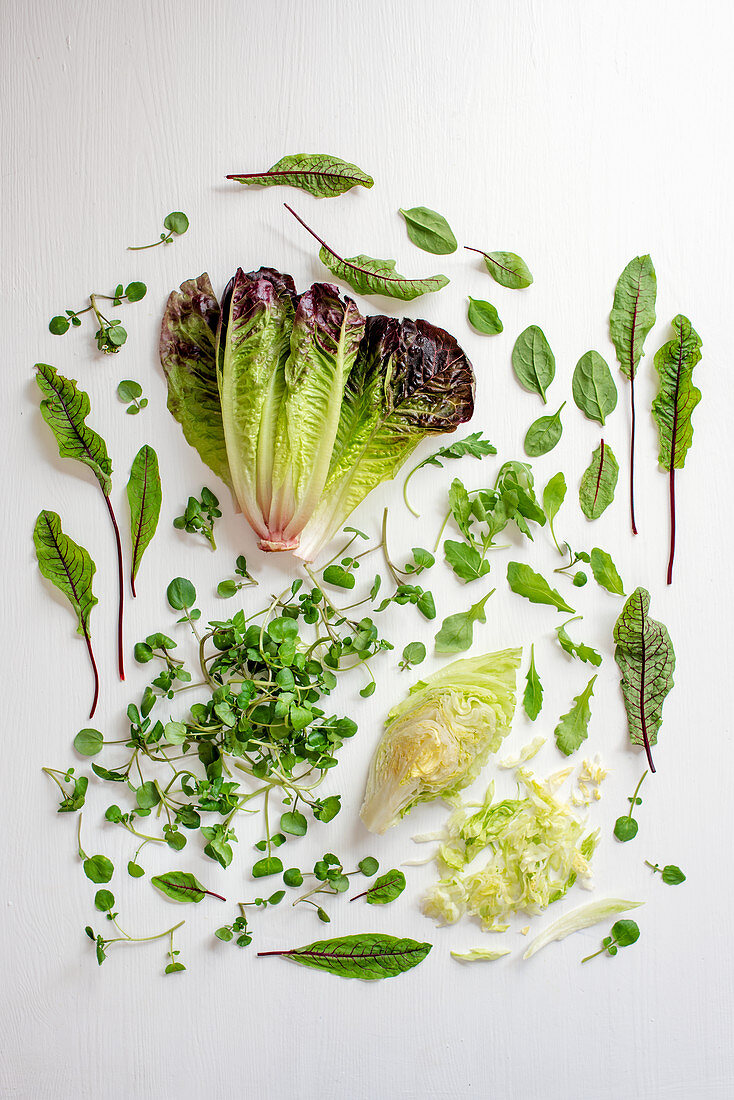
top-left (128, 211), bottom-right (189, 250)
top-left (49, 282), bottom-right (147, 351)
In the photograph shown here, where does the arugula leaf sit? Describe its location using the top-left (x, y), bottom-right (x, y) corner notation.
top-left (524, 403), bottom-right (565, 457)
top-left (554, 674), bottom-right (597, 755)
top-left (402, 432), bottom-right (496, 517)
top-left (151, 870), bottom-right (225, 903)
top-left (579, 440), bottom-right (619, 520)
top-left (609, 254), bottom-right (657, 533)
top-left (467, 297), bottom-right (503, 335)
top-left (651, 314), bottom-right (703, 584)
top-left (127, 445), bottom-right (161, 597)
top-left (506, 562), bottom-right (575, 613)
top-left (555, 617), bottom-right (602, 666)
top-left (399, 206), bottom-right (457, 254)
top-left (285, 205), bottom-right (448, 300)
top-left (350, 869), bottom-right (406, 905)
top-left (435, 589), bottom-right (495, 653)
top-left (257, 933), bottom-right (431, 980)
top-left (33, 510), bottom-right (99, 717)
top-left (464, 246), bottom-right (533, 289)
top-left (613, 587), bottom-right (675, 773)
top-left (542, 472), bottom-right (566, 554)
top-left (523, 643), bottom-right (543, 721)
top-left (511, 325), bottom-right (555, 402)
top-left (227, 154), bottom-right (374, 196)
top-left (444, 540), bottom-right (490, 582)
top-left (572, 351), bottom-right (618, 425)
top-left (590, 547), bottom-right (624, 595)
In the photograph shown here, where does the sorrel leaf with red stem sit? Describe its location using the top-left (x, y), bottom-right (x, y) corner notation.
top-left (227, 153), bottom-right (373, 197)
top-left (127, 445), bottom-right (162, 597)
top-left (258, 932), bottom-right (431, 980)
top-left (651, 315), bottom-right (702, 584)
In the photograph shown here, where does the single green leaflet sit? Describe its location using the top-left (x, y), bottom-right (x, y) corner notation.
top-left (74, 728), bottom-right (103, 755)
top-left (555, 618), bottom-right (602, 666)
top-left (581, 919), bottom-right (640, 963)
top-left (464, 246), bottom-right (533, 289)
top-left (444, 540), bottom-right (490, 582)
top-left (554, 674), bottom-right (597, 755)
top-left (613, 771), bottom-right (647, 842)
top-left (33, 510), bottom-right (99, 717)
top-left (127, 445), bottom-right (162, 597)
top-left (523, 643), bottom-right (543, 721)
top-left (35, 362), bottom-right (125, 679)
top-left (524, 402), bottom-right (565, 457)
top-left (286, 205), bottom-right (448, 300)
top-left (227, 154), bottom-right (374, 197)
top-left (572, 351), bottom-right (618, 425)
top-left (651, 314), bottom-right (703, 584)
top-left (467, 297), bottom-right (503, 335)
top-left (613, 587), bottom-right (675, 773)
top-left (542, 471), bottom-right (566, 554)
top-left (399, 206), bottom-right (457, 254)
top-left (350, 869), bottom-right (406, 905)
top-left (511, 325), bottom-right (555, 402)
top-left (579, 440), bottom-right (619, 520)
top-left (151, 870), bottom-right (226, 903)
top-left (257, 933), bottom-right (432, 980)
top-left (609, 254), bottom-right (657, 534)
top-left (435, 589), bottom-right (495, 653)
top-left (590, 547), bottom-right (624, 595)
top-left (506, 562), bottom-right (575, 613)
top-left (35, 363), bottom-right (112, 494)
top-left (645, 861), bottom-right (686, 885)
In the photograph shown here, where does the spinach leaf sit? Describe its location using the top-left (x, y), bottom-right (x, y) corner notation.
top-left (651, 314), bottom-right (703, 584)
top-left (399, 206), bottom-right (457, 254)
top-left (579, 439), bottom-right (619, 520)
top-left (554, 674), bottom-right (597, 755)
top-left (613, 587), bottom-right (675, 773)
top-left (127, 445), bottom-right (162, 597)
top-left (572, 351), bottom-right (618, 425)
top-left (465, 247), bottom-right (533, 289)
top-left (590, 547), bottom-right (624, 595)
top-left (226, 154), bottom-right (374, 197)
top-left (467, 297), bottom-right (503, 335)
top-left (511, 325), bottom-right (555, 402)
top-left (524, 402), bottom-right (565, 457)
top-left (555, 617), bottom-right (602, 666)
top-left (286, 205), bottom-right (448, 300)
top-left (523, 643), bottom-right (543, 721)
top-left (609, 254), bottom-right (657, 533)
top-left (435, 589), bottom-right (495, 653)
top-left (33, 510), bottom-right (99, 717)
top-left (257, 933), bottom-right (432, 980)
top-left (506, 562), bottom-right (575, 613)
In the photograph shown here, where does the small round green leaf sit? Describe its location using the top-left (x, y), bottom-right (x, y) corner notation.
top-left (83, 855), bottom-right (114, 884)
top-left (280, 811), bottom-right (308, 836)
top-left (164, 721), bottom-right (188, 745)
top-left (127, 861), bottom-right (145, 878)
top-left (661, 864), bottom-right (686, 885)
top-left (136, 781), bottom-right (160, 809)
top-left (217, 579), bottom-right (238, 598)
top-left (614, 816), bottom-right (638, 842)
top-left (163, 212), bottom-right (189, 235)
top-left (94, 889), bottom-right (115, 911)
top-left (401, 641), bottom-right (426, 667)
top-left (252, 857), bottom-right (283, 878)
top-left (358, 856), bottom-right (379, 876)
top-left (611, 919), bottom-right (640, 946)
top-left (107, 325), bottom-right (127, 347)
top-left (117, 379), bottom-right (142, 402)
top-left (74, 727), bottom-right (104, 756)
top-left (167, 576), bottom-right (196, 610)
top-left (467, 297), bottom-right (503, 335)
top-left (283, 867), bottom-right (304, 887)
top-left (215, 926), bottom-right (233, 941)
top-left (49, 315), bottom-right (70, 335)
top-left (124, 281), bottom-right (147, 302)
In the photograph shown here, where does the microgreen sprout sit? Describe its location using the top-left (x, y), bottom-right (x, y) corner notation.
top-left (49, 282), bottom-right (147, 351)
top-left (85, 889), bottom-right (185, 972)
top-left (287, 853), bottom-right (380, 922)
top-left (644, 861), bottom-right (686, 885)
top-left (128, 211), bottom-right (189, 250)
top-left (217, 556), bottom-right (257, 598)
top-left (554, 542), bottom-right (590, 586)
top-left (614, 771), bottom-right (648, 842)
top-left (173, 488), bottom-right (221, 550)
top-left (581, 919), bottom-right (640, 963)
top-left (116, 379), bottom-right (148, 414)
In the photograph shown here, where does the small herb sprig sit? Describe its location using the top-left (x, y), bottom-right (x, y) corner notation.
top-left (645, 861), bottom-right (686, 885)
top-left (402, 431), bottom-right (496, 517)
top-left (581, 919), bottom-right (640, 963)
top-left (49, 282), bottom-right (147, 351)
top-left (217, 556), bottom-right (257, 598)
top-left (614, 771), bottom-right (648, 841)
top-left (128, 211), bottom-right (189, 250)
top-left (86, 889), bottom-right (186, 973)
top-left (117, 379), bottom-right (148, 414)
top-left (173, 488), bottom-right (221, 550)
top-left (288, 853), bottom-right (382, 922)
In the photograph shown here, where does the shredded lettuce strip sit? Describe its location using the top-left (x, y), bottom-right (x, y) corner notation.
top-left (420, 766), bottom-right (599, 932)
top-left (523, 898), bottom-right (644, 959)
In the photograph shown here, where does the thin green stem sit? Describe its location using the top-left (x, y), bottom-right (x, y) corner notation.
top-left (626, 771), bottom-right (648, 821)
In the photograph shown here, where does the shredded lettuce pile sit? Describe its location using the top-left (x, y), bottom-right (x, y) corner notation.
top-left (360, 649), bottom-right (521, 834)
top-left (160, 269), bottom-right (475, 561)
top-left (420, 766), bottom-right (599, 931)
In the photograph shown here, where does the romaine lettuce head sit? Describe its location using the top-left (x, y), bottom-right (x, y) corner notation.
top-left (160, 268), bottom-right (475, 560)
top-left (360, 649), bottom-right (521, 835)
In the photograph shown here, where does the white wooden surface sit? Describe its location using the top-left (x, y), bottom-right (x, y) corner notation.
top-left (3, 1), bottom-right (733, 1097)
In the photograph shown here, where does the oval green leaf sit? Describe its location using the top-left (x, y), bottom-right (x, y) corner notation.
top-left (162, 212), bottom-right (188, 236)
top-left (151, 870), bottom-right (206, 902)
top-left (74, 727), bottom-right (103, 756)
top-left (467, 297), bottom-right (503, 335)
top-left (572, 351), bottom-right (618, 425)
top-left (511, 325), bottom-right (555, 402)
top-left (399, 206), bottom-right (457, 255)
top-left (167, 576), bottom-right (196, 610)
top-left (579, 440), bottom-right (619, 520)
top-left (227, 154), bottom-right (374, 197)
top-left (524, 403), bottom-right (565, 457)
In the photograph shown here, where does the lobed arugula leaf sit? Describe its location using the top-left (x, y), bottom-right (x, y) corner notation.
top-left (506, 562), bottom-right (575, 613)
top-left (434, 589), bottom-right (495, 653)
top-left (554, 674), bottom-right (597, 755)
top-left (555, 617), bottom-right (602, 666)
